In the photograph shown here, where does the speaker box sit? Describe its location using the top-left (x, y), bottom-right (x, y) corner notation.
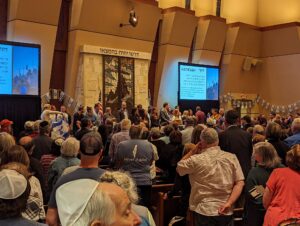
top-left (243, 57), bottom-right (253, 71)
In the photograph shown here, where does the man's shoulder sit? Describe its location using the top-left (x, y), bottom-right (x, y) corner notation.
top-left (151, 139), bottom-right (166, 146)
top-left (219, 150), bottom-right (238, 160)
top-left (30, 156), bottom-right (41, 165)
top-left (224, 126), bottom-right (251, 137)
top-left (139, 140), bottom-right (154, 148)
top-left (33, 134), bottom-right (51, 141)
top-left (0, 217), bottom-right (46, 226)
top-left (285, 133), bottom-right (300, 141)
top-left (119, 138), bottom-right (131, 145)
top-left (160, 109), bottom-right (167, 114)
top-left (119, 139), bottom-right (153, 151)
top-left (56, 167), bottom-right (104, 186)
top-left (196, 111), bottom-right (205, 115)
top-left (122, 139), bottom-right (149, 146)
top-left (113, 130), bottom-right (129, 138)
top-left (248, 166), bottom-right (268, 176)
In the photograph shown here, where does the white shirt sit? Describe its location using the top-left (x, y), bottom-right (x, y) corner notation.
top-left (181, 126), bottom-right (194, 145)
top-left (177, 146), bottom-right (244, 216)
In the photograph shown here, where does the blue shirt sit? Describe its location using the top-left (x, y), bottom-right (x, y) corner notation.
top-left (284, 132), bottom-right (300, 148)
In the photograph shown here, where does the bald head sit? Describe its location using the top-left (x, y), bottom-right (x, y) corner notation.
top-left (98, 183), bottom-right (141, 226)
top-left (19, 136), bottom-right (32, 146)
top-left (99, 183), bottom-right (127, 207)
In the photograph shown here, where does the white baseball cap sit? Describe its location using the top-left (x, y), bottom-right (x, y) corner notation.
top-left (0, 169), bottom-right (27, 199)
top-left (56, 179), bottom-right (99, 226)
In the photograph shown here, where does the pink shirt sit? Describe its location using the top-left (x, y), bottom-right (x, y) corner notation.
top-left (264, 167), bottom-right (300, 226)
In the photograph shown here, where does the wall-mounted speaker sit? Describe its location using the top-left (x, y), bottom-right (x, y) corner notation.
top-left (243, 56), bottom-right (262, 71)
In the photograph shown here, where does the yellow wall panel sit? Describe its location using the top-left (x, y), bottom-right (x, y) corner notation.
top-left (258, 0), bottom-right (300, 26)
top-left (259, 54), bottom-right (300, 105)
top-left (8, 0), bottom-right (61, 25)
top-left (222, 0), bottom-right (258, 25)
top-left (191, 0), bottom-right (216, 17)
top-left (159, 0), bottom-right (185, 8)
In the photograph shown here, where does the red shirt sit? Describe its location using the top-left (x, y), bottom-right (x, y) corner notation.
top-left (264, 167), bottom-right (300, 226)
top-left (40, 154), bottom-right (56, 188)
top-left (196, 110), bottom-right (206, 124)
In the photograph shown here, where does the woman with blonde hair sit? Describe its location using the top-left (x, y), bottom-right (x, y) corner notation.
top-left (0, 132), bottom-right (15, 156)
top-left (181, 110), bottom-right (189, 124)
top-left (263, 144), bottom-right (300, 226)
top-left (244, 142), bottom-right (284, 226)
top-left (171, 109), bottom-right (182, 125)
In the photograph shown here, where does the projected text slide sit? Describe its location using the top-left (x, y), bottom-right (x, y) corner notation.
top-left (0, 44), bottom-right (13, 94)
top-left (180, 65), bottom-right (207, 100)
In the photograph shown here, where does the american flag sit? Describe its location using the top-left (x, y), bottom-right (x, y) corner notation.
top-left (98, 102), bottom-right (103, 116)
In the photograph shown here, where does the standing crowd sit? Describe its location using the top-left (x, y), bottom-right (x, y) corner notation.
top-left (0, 101), bottom-right (299, 226)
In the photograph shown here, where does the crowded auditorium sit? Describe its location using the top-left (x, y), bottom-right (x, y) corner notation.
top-left (0, 0), bottom-right (300, 226)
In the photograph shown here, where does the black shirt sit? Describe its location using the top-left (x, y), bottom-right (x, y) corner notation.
top-left (32, 135), bottom-right (53, 160)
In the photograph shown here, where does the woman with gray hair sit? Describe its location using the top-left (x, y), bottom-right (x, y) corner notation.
top-left (243, 142), bottom-right (284, 226)
top-left (47, 137), bottom-right (80, 193)
top-left (100, 171), bottom-right (156, 226)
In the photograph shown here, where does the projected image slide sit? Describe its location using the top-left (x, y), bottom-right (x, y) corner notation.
top-left (206, 68), bottom-right (219, 100)
top-left (12, 46), bottom-right (39, 95)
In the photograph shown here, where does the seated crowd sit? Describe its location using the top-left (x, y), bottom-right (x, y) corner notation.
top-left (0, 101), bottom-right (299, 226)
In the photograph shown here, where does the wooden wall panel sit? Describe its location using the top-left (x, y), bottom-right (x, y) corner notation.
top-left (0, 0), bottom-right (8, 40)
top-left (50, 0), bottom-right (71, 91)
top-left (148, 20), bottom-right (161, 106)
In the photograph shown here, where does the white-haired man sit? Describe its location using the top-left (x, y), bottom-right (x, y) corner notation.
top-left (284, 117), bottom-right (300, 148)
top-left (56, 180), bottom-right (141, 226)
top-left (177, 128), bottom-right (245, 226)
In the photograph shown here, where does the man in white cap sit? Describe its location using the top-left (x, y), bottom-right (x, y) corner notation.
top-left (46, 132), bottom-right (106, 226)
top-left (56, 179), bottom-right (141, 226)
top-left (0, 163), bottom-right (46, 225)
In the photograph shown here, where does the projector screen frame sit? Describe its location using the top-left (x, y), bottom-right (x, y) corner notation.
top-left (178, 62), bottom-right (220, 101)
top-left (0, 40), bottom-right (41, 97)
top-left (177, 62), bottom-right (220, 114)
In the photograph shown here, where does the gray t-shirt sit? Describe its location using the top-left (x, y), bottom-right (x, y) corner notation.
top-left (116, 139), bottom-right (153, 186)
